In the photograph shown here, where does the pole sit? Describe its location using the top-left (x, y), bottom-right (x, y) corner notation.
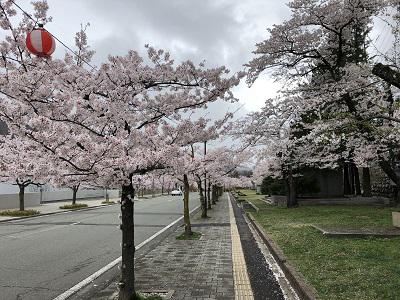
top-left (204, 141), bottom-right (209, 209)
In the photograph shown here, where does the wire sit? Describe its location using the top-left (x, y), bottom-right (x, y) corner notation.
top-left (9, 0), bottom-right (96, 70)
top-left (8, 0), bottom-right (37, 25)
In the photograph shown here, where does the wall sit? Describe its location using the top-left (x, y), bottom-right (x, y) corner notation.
top-left (0, 192), bottom-right (41, 210)
top-left (0, 187), bottom-right (120, 210)
top-left (299, 168), bottom-right (344, 198)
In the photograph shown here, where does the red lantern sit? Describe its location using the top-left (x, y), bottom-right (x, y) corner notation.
top-left (25, 24), bottom-right (56, 57)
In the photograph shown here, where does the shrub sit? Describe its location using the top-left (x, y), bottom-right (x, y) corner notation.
top-left (59, 203), bottom-right (88, 209)
top-left (261, 176), bottom-right (286, 195)
top-left (296, 174), bottom-right (320, 195)
top-left (0, 209), bottom-right (40, 217)
top-left (102, 200), bottom-right (116, 204)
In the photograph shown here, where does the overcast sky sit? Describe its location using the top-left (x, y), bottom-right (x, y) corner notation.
top-left (21, 0), bottom-right (290, 116)
top-left (16, 0), bottom-right (394, 118)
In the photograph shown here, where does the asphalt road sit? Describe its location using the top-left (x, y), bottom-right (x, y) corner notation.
top-left (0, 193), bottom-right (199, 300)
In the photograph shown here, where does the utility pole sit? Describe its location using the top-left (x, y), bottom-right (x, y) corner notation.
top-left (152, 177), bottom-right (155, 198)
top-left (204, 140), bottom-right (208, 210)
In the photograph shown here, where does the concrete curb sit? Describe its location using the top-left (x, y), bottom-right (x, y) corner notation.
top-left (246, 212), bottom-right (318, 300)
top-left (244, 200), bottom-right (260, 212)
top-left (0, 203), bottom-right (118, 224)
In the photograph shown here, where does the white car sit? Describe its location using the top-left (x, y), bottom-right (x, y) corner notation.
top-left (171, 189), bottom-right (183, 196)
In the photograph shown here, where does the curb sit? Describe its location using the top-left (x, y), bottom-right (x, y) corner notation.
top-left (246, 211), bottom-right (318, 300)
top-left (0, 203), bottom-right (118, 224)
top-left (53, 204), bottom-right (201, 300)
top-left (243, 200), bottom-right (259, 213)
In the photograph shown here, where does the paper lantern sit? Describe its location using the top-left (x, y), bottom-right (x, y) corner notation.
top-left (26, 24), bottom-right (56, 57)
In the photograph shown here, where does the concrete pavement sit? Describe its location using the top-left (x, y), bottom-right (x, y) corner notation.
top-left (0, 193), bottom-right (199, 300)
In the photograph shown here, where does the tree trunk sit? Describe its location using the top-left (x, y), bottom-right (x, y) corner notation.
top-left (204, 175), bottom-right (211, 210)
top-left (212, 185), bottom-right (217, 204)
top-left (349, 164), bottom-right (355, 195)
top-left (353, 164), bottom-right (361, 196)
top-left (19, 185), bottom-right (25, 211)
top-left (105, 187), bottom-right (109, 202)
top-left (207, 180), bottom-right (215, 208)
top-left (197, 178), bottom-right (207, 218)
top-left (362, 167), bottom-right (372, 197)
top-left (152, 178), bottom-right (155, 198)
top-left (393, 187), bottom-right (400, 206)
top-left (286, 168), bottom-right (298, 208)
top-left (207, 181), bottom-right (212, 208)
top-left (119, 179), bottom-right (136, 300)
top-left (72, 186), bottom-right (78, 205)
top-left (343, 163), bottom-right (351, 195)
top-left (372, 63), bottom-right (400, 89)
top-left (183, 174), bottom-right (192, 237)
top-left (378, 160), bottom-right (400, 206)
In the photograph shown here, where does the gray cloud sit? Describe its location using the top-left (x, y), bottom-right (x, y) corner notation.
top-left (42, 0), bottom-right (291, 115)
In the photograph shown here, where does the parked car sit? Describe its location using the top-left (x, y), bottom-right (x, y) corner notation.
top-left (171, 189), bottom-right (183, 196)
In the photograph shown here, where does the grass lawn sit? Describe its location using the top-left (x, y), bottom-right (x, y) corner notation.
top-left (237, 189), bottom-right (400, 300)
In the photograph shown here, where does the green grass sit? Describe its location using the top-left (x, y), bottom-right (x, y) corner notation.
top-left (176, 231), bottom-right (202, 240)
top-left (59, 203), bottom-right (88, 209)
top-left (239, 189), bottom-right (400, 300)
top-left (236, 189), bottom-right (266, 207)
top-left (0, 209), bottom-right (40, 217)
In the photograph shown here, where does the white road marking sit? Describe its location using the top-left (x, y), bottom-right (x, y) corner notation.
top-left (52, 205), bottom-right (200, 300)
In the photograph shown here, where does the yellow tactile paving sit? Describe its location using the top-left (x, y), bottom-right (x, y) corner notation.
top-left (229, 198), bottom-right (254, 300)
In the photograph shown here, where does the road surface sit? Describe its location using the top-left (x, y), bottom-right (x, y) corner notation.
top-left (0, 193), bottom-right (199, 300)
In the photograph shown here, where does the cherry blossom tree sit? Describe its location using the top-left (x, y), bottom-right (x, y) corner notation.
top-left (243, 0), bottom-right (400, 205)
top-left (0, 2), bottom-right (244, 299)
top-left (0, 135), bottom-right (48, 210)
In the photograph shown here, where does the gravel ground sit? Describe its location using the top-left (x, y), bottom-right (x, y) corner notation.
top-left (230, 197), bottom-right (285, 300)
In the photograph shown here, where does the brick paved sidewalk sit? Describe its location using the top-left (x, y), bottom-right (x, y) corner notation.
top-left (135, 194), bottom-right (234, 300)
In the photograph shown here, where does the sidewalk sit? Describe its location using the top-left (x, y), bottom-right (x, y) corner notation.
top-left (0, 197), bottom-right (119, 222)
top-left (134, 194), bottom-right (235, 300)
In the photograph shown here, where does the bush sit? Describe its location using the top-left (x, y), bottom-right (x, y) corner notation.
top-left (0, 209), bottom-right (40, 217)
top-left (101, 200), bottom-right (116, 204)
top-left (261, 176), bottom-right (286, 195)
top-left (296, 174), bottom-right (320, 195)
top-left (261, 173), bottom-right (321, 196)
top-left (59, 203), bottom-right (88, 209)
